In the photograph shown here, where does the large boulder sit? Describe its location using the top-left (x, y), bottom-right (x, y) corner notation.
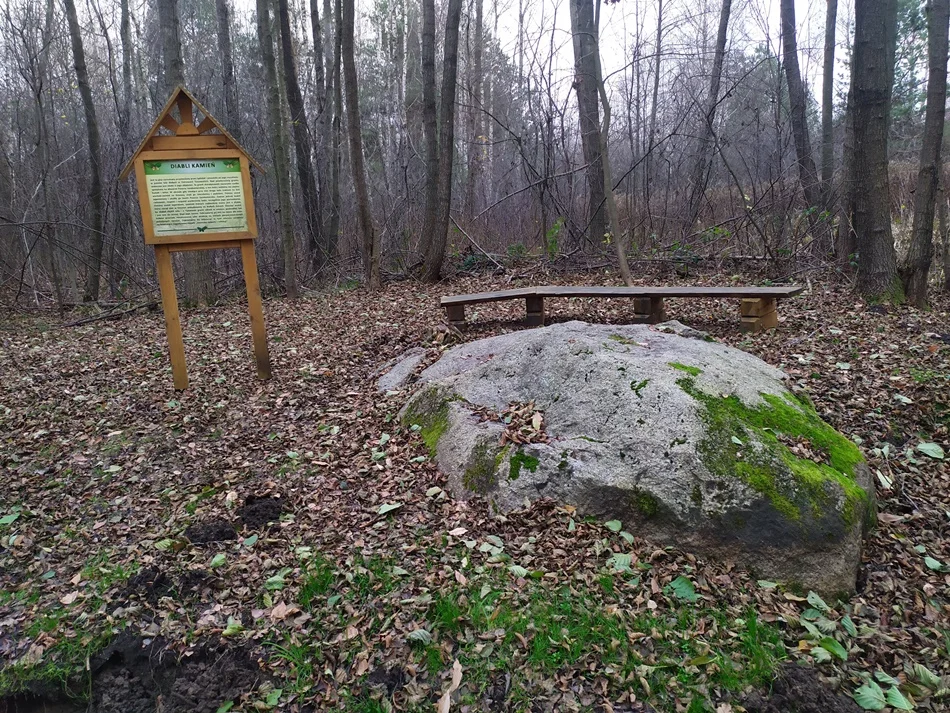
top-left (399, 321), bottom-right (874, 595)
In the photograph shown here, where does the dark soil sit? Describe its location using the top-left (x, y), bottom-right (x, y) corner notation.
top-left (184, 519), bottom-right (237, 544)
top-left (0, 633), bottom-right (260, 713)
top-left (238, 495), bottom-right (283, 530)
top-left (124, 567), bottom-right (173, 602)
top-left (741, 662), bottom-right (863, 713)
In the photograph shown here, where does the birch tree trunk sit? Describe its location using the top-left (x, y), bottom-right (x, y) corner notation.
top-left (63, 0), bottom-right (104, 302)
top-left (900, 0), bottom-right (949, 307)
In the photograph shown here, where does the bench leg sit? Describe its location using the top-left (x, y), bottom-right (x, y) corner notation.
top-left (445, 304), bottom-right (466, 329)
top-left (632, 297), bottom-right (666, 323)
top-left (526, 295), bottom-right (545, 327)
top-left (649, 297), bottom-right (666, 323)
top-left (740, 298), bottom-right (778, 333)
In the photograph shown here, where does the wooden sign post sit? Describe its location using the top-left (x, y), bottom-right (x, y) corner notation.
top-left (120, 86), bottom-right (271, 390)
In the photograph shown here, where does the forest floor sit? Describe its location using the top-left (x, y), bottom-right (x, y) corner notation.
top-left (0, 267), bottom-right (949, 713)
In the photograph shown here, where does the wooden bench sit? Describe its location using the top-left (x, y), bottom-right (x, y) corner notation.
top-left (441, 285), bottom-right (804, 333)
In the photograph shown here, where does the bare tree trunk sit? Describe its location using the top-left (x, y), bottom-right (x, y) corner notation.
top-left (277, 0), bottom-right (324, 269)
top-left (419, 0), bottom-right (439, 266)
top-left (157, 0), bottom-right (184, 96)
top-left (569, 0), bottom-right (606, 245)
top-left (421, 0), bottom-right (463, 282)
top-left (821, 0), bottom-right (837, 197)
top-left (158, 0), bottom-right (215, 305)
top-left (941, 181), bottom-right (950, 291)
top-left (119, 0), bottom-right (133, 137)
top-left (593, 0), bottom-right (631, 284)
top-left (63, 0), bottom-right (104, 303)
top-left (464, 0), bottom-right (483, 221)
top-left (838, 84), bottom-right (857, 263)
top-left (341, 0), bottom-right (380, 289)
top-left (781, 0), bottom-right (823, 209)
top-left (257, 0), bottom-right (297, 297)
top-left (900, 0), bottom-right (949, 307)
top-left (215, 0), bottom-right (240, 138)
top-left (685, 0), bottom-right (732, 233)
top-left (328, 8), bottom-right (342, 253)
top-left (853, 0), bottom-right (901, 302)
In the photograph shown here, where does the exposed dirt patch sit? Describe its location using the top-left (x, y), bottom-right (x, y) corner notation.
top-left (124, 567), bottom-right (173, 603)
top-left (741, 662), bottom-right (863, 713)
top-left (238, 495), bottom-right (283, 530)
top-left (184, 519), bottom-right (237, 544)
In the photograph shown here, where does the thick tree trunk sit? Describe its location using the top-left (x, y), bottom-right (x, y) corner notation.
top-left (941, 182), bottom-right (950, 291)
top-left (838, 85), bottom-right (857, 263)
top-left (421, 0), bottom-right (464, 282)
top-left (685, 0), bottom-right (732, 232)
top-left (569, 0), bottom-right (606, 245)
top-left (853, 0), bottom-right (901, 302)
top-left (215, 0), bottom-right (240, 138)
top-left (341, 0), bottom-right (380, 289)
top-left (63, 0), bottom-right (105, 303)
top-left (257, 0), bottom-right (297, 297)
top-left (901, 0), bottom-right (949, 307)
top-left (277, 0), bottom-right (324, 269)
top-left (821, 0), bottom-right (837, 196)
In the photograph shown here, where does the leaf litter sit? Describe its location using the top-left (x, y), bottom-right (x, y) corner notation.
top-left (0, 270), bottom-right (947, 712)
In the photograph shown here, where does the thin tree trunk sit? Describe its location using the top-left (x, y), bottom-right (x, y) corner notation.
top-left (419, 0), bottom-right (439, 265)
top-left (257, 0), bottom-right (297, 298)
top-left (900, 0), bottom-right (949, 307)
top-left (838, 84), bottom-right (857, 263)
top-left (464, 0), bottom-right (483, 220)
top-left (63, 0), bottom-right (104, 303)
top-left (277, 0), bottom-right (324, 268)
top-left (341, 0), bottom-right (380, 289)
top-left (421, 0), bottom-right (463, 282)
top-left (853, 0), bottom-right (901, 302)
top-left (215, 0), bottom-right (240, 139)
top-left (328, 9), bottom-right (342, 253)
top-left (821, 0), bottom-right (837, 196)
top-left (569, 0), bottom-right (607, 245)
top-left (685, 0), bottom-right (732, 233)
top-left (593, 0), bottom-right (631, 284)
top-left (940, 181), bottom-right (950, 291)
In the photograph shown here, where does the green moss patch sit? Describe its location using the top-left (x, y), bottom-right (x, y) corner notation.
top-left (669, 362), bottom-right (702, 377)
top-left (463, 440), bottom-right (501, 493)
top-left (630, 379), bottom-right (650, 398)
top-left (509, 450), bottom-right (540, 480)
top-left (677, 377), bottom-right (869, 526)
top-left (402, 388), bottom-right (458, 455)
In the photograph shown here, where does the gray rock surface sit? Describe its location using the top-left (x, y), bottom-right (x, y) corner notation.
top-left (399, 321), bottom-right (874, 594)
top-left (376, 347), bottom-right (429, 392)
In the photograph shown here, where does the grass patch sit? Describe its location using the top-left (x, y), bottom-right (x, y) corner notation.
top-left (669, 362), bottom-right (702, 377)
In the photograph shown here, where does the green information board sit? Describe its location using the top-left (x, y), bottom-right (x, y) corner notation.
top-left (144, 158), bottom-right (248, 237)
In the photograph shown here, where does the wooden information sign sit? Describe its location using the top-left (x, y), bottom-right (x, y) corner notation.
top-left (120, 86), bottom-right (271, 390)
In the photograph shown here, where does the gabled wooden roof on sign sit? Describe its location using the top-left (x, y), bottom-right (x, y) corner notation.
top-left (119, 85), bottom-right (264, 181)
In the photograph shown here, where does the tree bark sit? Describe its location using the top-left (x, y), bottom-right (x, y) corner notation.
top-left (900, 0), bottom-right (949, 307)
top-left (419, 0), bottom-right (439, 267)
top-left (215, 0), bottom-right (240, 139)
top-left (257, 0), bottom-right (297, 297)
top-left (63, 0), bottom-right (104, 303)
top-left (341, 0), bottom-right (380, 289)
top-left (781, 0), bottom-right (823, 210)
top-left (463, 0), bottom-right (484, 220)
top-left (157, 0), bottom-right (184, 96)
top-left (685, 0), bottom-right (732, 233)
top-left (421, 0), bottom-right (464, 282)
top-left (821, 0), bottom-right (837, 196)
top-left (569, 0), bottom-right (606, 245)
top-left (593, 0), bottom-right (631, 284)
top-left (277, 0), bottom-right (324, 268)
top-left (853, 0), bottom-right (901, 302)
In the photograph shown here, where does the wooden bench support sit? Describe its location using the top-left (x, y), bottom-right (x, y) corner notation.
top-left (446, 303), bottom-right (466, 329)
top-left (740, 297), bottom-right (778, 333)
top-left (441, 285), bottom-right (801, 332)
top-left (526, 295), bottom-right (545, 326)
